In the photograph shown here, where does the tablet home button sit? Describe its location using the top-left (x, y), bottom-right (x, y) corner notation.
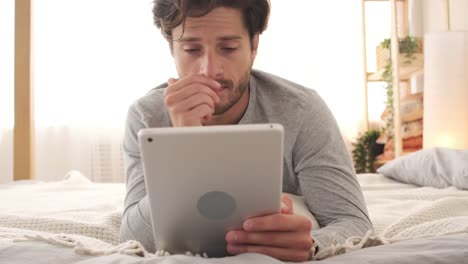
top-left (197, 191), bottom-right (236, 220)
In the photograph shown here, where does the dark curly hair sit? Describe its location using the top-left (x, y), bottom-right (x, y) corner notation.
top-left (152, 0), bottom-right (270, 46)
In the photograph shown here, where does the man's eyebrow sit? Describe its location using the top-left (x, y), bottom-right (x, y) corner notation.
top-left (218, 35), bottom-right (242, 41)
top-left (177, 36), bottom-right (242, 42)
top-left (177, 36), bottom-right (201, 42)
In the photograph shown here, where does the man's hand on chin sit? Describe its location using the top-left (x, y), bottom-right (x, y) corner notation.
top-left (225, 195), bottom-right (314, 262)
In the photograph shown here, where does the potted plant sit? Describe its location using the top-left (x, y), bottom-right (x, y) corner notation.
top-left (352, 129), bottom-right (382, 173)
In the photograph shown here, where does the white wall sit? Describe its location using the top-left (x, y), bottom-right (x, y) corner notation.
top-left (409, 0), bottom-right (424, 36)
top-left (422, 0), bottom-right (468, 33)
top-left (422, 1), bottom-right (468, 149)
top-left (449, 0), bottom-right (468, 31)
top-left (255, 0), bottom-right (367, 147)
top-left (423, 0), bottom-right (449, 33)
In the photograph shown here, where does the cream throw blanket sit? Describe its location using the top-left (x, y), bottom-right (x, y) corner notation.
top-left (1, 172), bottom-right (467, 259)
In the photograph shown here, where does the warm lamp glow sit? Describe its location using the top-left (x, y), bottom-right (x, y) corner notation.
top-left (433, 134), bottom-right (456, 149)
top-left (423, 32), bottom-right (468, 150)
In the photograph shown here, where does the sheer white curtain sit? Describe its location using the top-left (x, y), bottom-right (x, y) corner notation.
top-left (0, 0), bottom-right (14, 184)
top-left (32, 0), bottom-right (175, 182)
top-left (2, 0), bottom-right (369, 183)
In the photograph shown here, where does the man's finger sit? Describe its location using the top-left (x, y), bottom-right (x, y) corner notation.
top-left (281, 194), bottom-right (293, 214)
top-left (170, 93), bottom-right (215, 114)
top-left (225, 230), bottom-right (313, 250)
top-left (166, 75), bottom-right (221, 93)
top-left (227, 244), bottom-right (311, 262)
top-left (165, 83), bottom-right (219, 108)
top-left (188, 104), bottom-right (213, 121)
top-left (243, 214), bottom-right (312, 232)
top-left (167, 78), bottom-right (177, 85)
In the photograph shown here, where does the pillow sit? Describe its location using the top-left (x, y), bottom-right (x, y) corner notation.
top-left (377, 148), bottom-right (468, 189)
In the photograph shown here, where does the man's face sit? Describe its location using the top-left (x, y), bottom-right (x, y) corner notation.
top-left (171, 7), bottom-right (258, 115)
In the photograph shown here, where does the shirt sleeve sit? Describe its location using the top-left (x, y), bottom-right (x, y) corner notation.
top-left (293, 93), bottom-right (373, 251)
top-left (119, 102), bottom-right (156, 252)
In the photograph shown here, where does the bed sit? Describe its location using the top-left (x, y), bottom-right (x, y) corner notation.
top-left (1, 149), bottom-right (468, 264)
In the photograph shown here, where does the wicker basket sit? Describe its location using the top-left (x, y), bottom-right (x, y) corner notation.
top-left (376, 37), bottom-right (424, 70)
top-left (376, 45), bottom-right (424, 70)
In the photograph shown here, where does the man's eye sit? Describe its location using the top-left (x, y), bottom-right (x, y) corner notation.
top-left (184, 49), bottom-right (200, 54)
top-left (222, 47), bottom-right (237, 52)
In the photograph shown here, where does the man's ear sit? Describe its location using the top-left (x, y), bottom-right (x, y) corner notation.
top-left (251, 34), bottom-right (259, 62)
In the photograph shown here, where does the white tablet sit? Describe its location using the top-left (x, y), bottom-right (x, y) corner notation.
top-left (138, 124), bottom-right (284, 257)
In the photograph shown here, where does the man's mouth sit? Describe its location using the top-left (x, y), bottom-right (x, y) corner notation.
top-left (216, 80), bottom-right (233, 90)
top-left (212, 86), bottom-right (226, 93)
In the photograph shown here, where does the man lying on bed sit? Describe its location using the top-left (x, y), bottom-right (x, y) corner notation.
top-left (121, 0), bottom-right (372, 261)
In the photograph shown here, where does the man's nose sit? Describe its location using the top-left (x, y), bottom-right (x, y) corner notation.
top-left (199, 51), bottom-right (223, 79)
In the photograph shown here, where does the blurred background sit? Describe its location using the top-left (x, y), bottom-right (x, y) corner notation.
top-left (1, 0), bottom-right (466, 182)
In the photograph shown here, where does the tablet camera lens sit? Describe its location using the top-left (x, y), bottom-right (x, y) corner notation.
top-left (147, 137), bottom-right (153, 143)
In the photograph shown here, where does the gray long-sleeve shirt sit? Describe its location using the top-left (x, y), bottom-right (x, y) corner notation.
top-left (120, 69), bottom-right (372, 252)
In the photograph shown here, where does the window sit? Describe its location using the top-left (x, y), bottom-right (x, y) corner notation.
top-left (0, 0), bottom-right (15, 183)
top-left (33, 0), bottom-right (176, 127)
top-left (31, 1), bottom-right (368, 181)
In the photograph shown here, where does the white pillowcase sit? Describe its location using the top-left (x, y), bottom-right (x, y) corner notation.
top-left (377, 148), bottom-right (468, 190)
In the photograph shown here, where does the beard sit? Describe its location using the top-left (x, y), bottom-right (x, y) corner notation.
top-left (213, 68), bottom-right (251, 115)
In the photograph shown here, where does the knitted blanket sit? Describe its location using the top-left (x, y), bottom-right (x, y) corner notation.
top-left (1, 172), bottom-right (467, 259)
top-left (312, 173), bottom-right (468, 259)
top-left (0, 171), bottom-right (124, 246)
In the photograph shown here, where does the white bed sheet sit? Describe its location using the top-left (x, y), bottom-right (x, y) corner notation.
top-left (1, 172), bottom-right (467, 263)
top-left (0, 171), bottom-right (124, 247)
top-left (358, 173), bottom-right (468, 238)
